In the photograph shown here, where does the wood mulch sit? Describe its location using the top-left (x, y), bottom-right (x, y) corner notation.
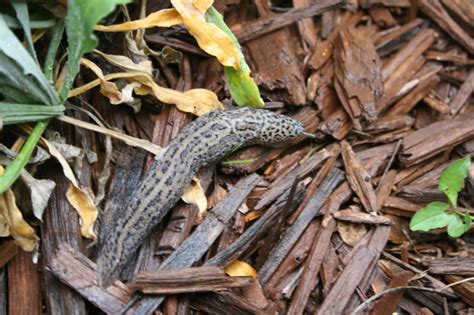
top-left (2, 0), bottom-right (474, 314)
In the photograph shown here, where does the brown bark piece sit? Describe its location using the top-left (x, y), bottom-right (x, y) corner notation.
top-left (421, 257), bottom-right (474, 275)
top-left (333, 209), bottom-right (393, 225)
top-left (286, 216), bottom-right (336, 315)
top-left (440, 0), bottom-right (474, 28)
top-left (48, 243), bottom-right (134, 314)
top-left (418, 0), bottom-right (474, 53)
top-left (445, 275), bottom-right (474, 306)
top-left (234, 0), bottom-right (346, 43)
top-left (131, 266), bottom-right (252, 294)
top-left (7, 251), bottom-right (42, 315)
top-left (341, 140), bottom-right (378, 212)
top-left (400, 113), bottom-right (474, 165)
top-left (317, 246), bottom-right (376, 314)
top-left (334, 27), bottom-right (383, 129)
top-left (450, 69), bottom-right (474, 114)
top-left (245, 26), bottom-right (306, 105)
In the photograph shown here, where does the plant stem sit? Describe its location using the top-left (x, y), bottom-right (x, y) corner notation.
top-left (0, 120), bottom-right (49, 194)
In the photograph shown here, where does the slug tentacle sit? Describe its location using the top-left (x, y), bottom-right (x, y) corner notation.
top-left (96, 107), bottom-right (305, 287)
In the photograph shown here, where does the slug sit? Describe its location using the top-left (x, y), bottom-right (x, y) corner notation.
top-left (96, 107), bottom-right (305, 286)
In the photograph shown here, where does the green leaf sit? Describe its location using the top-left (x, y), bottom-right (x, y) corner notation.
top-left (439, 156), bottom-right (471, 206)
top-left (205, 7), bottom-right (264, 107)
top-left (447, 214), bottom-right (465, 238)
top-left (410, 201), bottom-right (451, 232)
top-left (11, 2), bottom-right (38, 62)
top-left (60, 0), bottom-right (131, 99)
top-left (0, 14), bottom-right (60, 105)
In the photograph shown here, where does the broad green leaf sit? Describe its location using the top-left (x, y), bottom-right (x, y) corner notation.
top-left (447, 214), bottom-right (465, 238)
top-left (60, 0), bottom-right (131, 99)
top-left (410, 201), bottom-right (451, 232)
top-left (439, 156), bottom-right (471, 206)
top-left (205, 7), bottom-right (263, 106)
top-left (0, 15), bottom-right (59, 105)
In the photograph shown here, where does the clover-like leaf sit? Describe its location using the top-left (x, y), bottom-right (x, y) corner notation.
top-left (410, 201), bottom-right (451, 232)
top-left (447, 214), bottom-right (465, 238)
top-left (464, 211), bottom-right (472, 234)
top-left (439, 156), bottom-right (471, 207)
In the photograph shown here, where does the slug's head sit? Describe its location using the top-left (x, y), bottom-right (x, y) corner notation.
top-left (227, 107), bottom-right (305, 145)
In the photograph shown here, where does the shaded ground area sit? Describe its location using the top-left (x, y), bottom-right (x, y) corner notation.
top-left (1, 0), bottom-right (474, 314)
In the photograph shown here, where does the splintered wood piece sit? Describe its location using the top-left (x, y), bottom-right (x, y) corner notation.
top-left (234, 0), bottom-right (345, 43)
top-left (130, 266), bottom-right (252, 294)
top-left (369, 6), bottom-right (398, 28)
top-left (376, 169), bottom-right (397, 209)
top-left (206, 183), bottom-right (306, 267)
top-left (423, 94), bottom-right (451, 114)
top-left (333, 209), bottom-right (393, 225)
top-left (258, 168), bottom-right (344, 284)
top-left (48, 243), bottom-right (133, 315)
top-left (364, 115), bottom-right (414, 133)
top-left (334, 27), bottom-right (383, 129)
top-left (286, 216), bottom-right (336, 315)
top-left (386, 73), bottom-right (440, 117)
top-left (445, 275), bottom-right (474, 307)
top-left (450, 69), bottom-right (474, 114)
top-left (341, 141), bottom-right (378, 212)
top-left (421, 257), bottom-right (474, 275)
top-left (7, 251), bottom-right (42, 315)
top-left (254, 144), bottom-right (340, 210)
top-left (382, 29), bottom-right (435, 82)
top-left (440, 0), bottom-right (474, 27)
top-left (375, 19), bottom-right (424, 56)
top-left (319, 108), bottom-right (353, 140)
top-left (318, 246), bottom-right (376, 314)
top-left (418, 0), bottom-right (474, 53)
top-left (400, 113), bottom-right (474, 166)
top-left (245, 25), bottom-right (306, 105)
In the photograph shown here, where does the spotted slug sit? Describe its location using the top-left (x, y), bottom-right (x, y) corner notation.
top-left (96, 107), bottom-right (305, 286)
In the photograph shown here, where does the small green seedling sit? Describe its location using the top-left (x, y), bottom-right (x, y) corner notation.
top-left (410, 156), bottom-right (472, 237)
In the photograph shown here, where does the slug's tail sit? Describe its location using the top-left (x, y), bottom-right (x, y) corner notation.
top-left (95, 246), bottom-right (122, 288)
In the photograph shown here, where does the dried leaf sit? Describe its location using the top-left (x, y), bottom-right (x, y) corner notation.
top-left (337, 221), bottom-right (367, 247)
top-left (0, 166), bottom-right (38, 251)
top-left (182, 177), bottom-right (207, 215)
top-left (66, 184), bottom-right (98, 241)
top-left (43, 139), bottom-right (98, 240)
top-left (224, 260), bottom-right (257, 279)
top-left (93, 49), bottom-right (153, 75)
top-left (171, 0), bottom-right (240, 69)
top-left (19, 170), bottom-right (55, 221)
top-left (69, 72), bottom-right (224, 116)
top-left (95, 8), bottom-right (183, 31)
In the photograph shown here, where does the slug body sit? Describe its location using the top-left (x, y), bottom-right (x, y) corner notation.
top-left (97, 107), bottom-right (304, 286)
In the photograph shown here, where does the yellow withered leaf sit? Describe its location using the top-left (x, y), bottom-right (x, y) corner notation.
top-left (224, 260), bottom-right (257, 279)
top-left (171, 0), bottom-right (240, 69)
top-left (43, 139), bottom-right (98, 240)
top-left (69, 72), bottom-right (223, 116)
top-left (95, 8), bottom-right (183, 31)
top-left (182, 177), bottom-right (207, 214)
top-left (0, 166), bottom-right (39, 251)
